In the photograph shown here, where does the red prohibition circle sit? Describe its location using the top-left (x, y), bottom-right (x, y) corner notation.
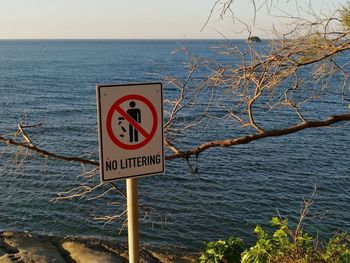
top-left (106, 94), bottom-right (158, 150)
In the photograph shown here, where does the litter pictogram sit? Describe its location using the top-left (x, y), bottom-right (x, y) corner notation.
top-left (106, 94), bottom-right (158, 150)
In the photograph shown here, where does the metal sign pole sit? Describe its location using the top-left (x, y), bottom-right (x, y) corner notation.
top-left (127, 178), bottom-right (140, 263)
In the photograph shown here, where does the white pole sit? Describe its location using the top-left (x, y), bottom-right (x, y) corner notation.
top-left (127, 178), bottom-right (140, 263)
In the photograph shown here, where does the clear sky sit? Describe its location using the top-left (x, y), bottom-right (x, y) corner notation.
top-left (0, 0), bottom-right (347, 39)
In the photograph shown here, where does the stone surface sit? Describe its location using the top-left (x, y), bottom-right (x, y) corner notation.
top-left (2, 231), bottom-right (66, 263)
top-left (0, 255), bottom-right (14, 263)
top-left (149, 250), bottom-right (198, 263)
top-left (62, 241), bottom-right (125, 263)
top-left (0, 231), bottom-right (198, 263)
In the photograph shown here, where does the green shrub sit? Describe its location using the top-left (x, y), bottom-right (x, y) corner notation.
top-left (200, 218), bottom-right (350, 263)
top-left (321, 233), bottom-right (350, 263)
top-left (199, 237), bottom-right (244, 263)
top-left (200, 191), bottom-right (350, 262)
top-left (241, 217), bottom-right (316, 263)
top-left (240, 217), bottom-right (350, 263)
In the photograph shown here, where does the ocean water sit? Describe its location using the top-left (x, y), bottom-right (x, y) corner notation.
top-left (0, 40), bottom-right (349, 250)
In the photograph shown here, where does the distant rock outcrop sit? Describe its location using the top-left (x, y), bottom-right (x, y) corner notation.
top-left (247, 36), bottom-right (262, 43)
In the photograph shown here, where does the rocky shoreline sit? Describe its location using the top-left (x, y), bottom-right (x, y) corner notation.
top-left (0, 231), bottom-right (199, 263)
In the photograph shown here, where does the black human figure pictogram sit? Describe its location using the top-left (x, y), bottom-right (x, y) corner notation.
top-left (127, 101), bottom-right (141, 143)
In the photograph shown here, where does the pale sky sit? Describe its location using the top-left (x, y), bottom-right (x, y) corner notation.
top-left (0, 0), bottom-right (347, 39)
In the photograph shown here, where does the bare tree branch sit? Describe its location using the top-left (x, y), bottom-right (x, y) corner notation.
top-left (0, 133), bottom-right (99, 166)
top-left (2, 113), bottom-right (349, 164)
top-left (165, 113), bottom-right (350, 160)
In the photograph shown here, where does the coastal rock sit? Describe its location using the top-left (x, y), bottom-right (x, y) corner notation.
top-left (149, 250), bottom-right (198, 263)
top-left (0, 256), bottom-right (13, 263)
top-left (62, 241), bottom-right (125, 263)
top-left (1, 231), bottom-right (65, 263)
top-left (247, 36), bottom-right (262, 42)
top-left (0, 231), bottom-right (198, 263)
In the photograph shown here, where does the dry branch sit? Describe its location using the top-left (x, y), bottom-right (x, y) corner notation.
top-left (0, 134), bottom-right (99, 166)
top-left (165, 113), bottom-right (350, 160)
top-left (1, 113), bottom-right (349, 164)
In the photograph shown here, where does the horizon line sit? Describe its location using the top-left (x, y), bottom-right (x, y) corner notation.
top-left (0, 37), bottom-right (266, 41)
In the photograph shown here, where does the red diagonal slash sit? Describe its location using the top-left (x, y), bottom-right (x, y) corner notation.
top-left (115, 105), bottom-right (149, 139)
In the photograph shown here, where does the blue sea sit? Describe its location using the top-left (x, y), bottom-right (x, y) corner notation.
top-left (0, 40), bottom-right (349, 250)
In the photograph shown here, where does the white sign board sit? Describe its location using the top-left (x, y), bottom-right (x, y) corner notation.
top-left (96, 83), bottom-right (164, 181)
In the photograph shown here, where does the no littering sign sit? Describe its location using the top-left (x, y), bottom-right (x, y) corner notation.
top-left (96, 83), bottom-right (164, 181)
